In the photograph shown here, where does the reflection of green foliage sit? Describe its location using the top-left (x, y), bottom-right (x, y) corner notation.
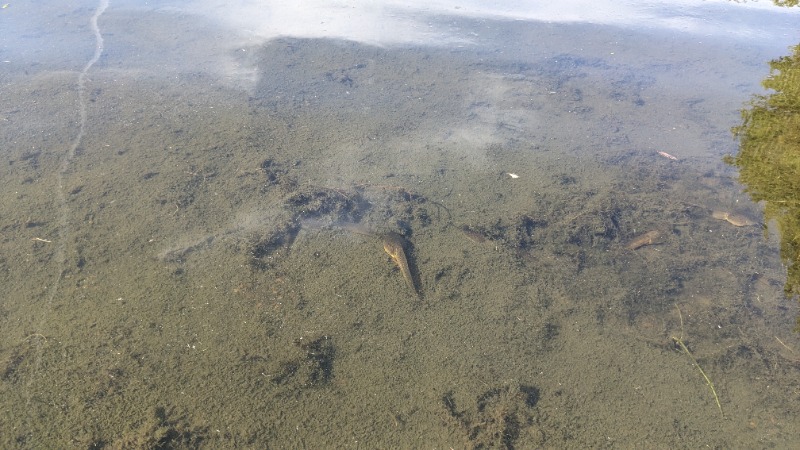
top-left (726, 44), bottom-right (800, 303)
top-left (729, 0), bottom-right (799, 6)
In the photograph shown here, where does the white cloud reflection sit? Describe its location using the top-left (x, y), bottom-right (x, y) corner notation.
top-left (171, 0), bottom-right (798, 47)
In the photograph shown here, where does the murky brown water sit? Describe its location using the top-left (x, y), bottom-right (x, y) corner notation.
top-left (1, 1), bottom-right (799, 447)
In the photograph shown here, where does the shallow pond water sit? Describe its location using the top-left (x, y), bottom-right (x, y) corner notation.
top-left (1, 1), bottom-right (799, 447)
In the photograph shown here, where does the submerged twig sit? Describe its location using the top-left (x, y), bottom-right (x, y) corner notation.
top-left (672, 305), bottom-right (723, 417)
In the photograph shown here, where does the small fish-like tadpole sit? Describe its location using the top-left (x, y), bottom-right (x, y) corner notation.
top-left (381, 232), bottom-right (419, 297)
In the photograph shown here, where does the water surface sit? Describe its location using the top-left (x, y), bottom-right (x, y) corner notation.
top-left (1, 0), bottom-right (799, 447)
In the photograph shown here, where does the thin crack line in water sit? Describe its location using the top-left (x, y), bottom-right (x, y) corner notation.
top-left (50, 0), bottom-right (109, 300)
top-left (26, 0), bottom-right (109, 405)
